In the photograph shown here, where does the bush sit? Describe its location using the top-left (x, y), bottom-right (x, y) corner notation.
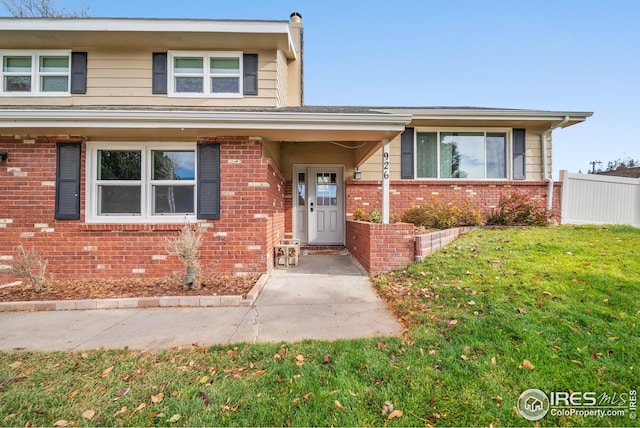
top-left (486, 191), bottom-right (550, 226)
top-left (402, 198), bottom-right (484, 230)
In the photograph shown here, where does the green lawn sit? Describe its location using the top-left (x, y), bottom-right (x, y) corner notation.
top-left (1, 225), bottom-right (638, 427)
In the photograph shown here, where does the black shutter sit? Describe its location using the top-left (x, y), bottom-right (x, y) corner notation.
top-left (243, 53), bottom-right (258, 95)
top-left (513, 128), bottom-right (526, 180)
top-left (152, 52), bottom-right (168, 94)
top-left (401, 127), bottom-right (414, 179)
top-left (70, 52), bottom-right (87, 94)
top-left (55, 143), bottom-right (81, 220)
top-left (197, 143), bottom-right (221, 220)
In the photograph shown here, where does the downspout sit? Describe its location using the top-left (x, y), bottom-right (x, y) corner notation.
top-left (542, 115), bottom-right (569, 211)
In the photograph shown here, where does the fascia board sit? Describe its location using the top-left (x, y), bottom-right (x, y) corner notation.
top-left (0, 109), bottom-right (412, 132)
top-left (0, 18), bottom-right (291, 34)
top-left (374, 108), bottom-right (594, 122)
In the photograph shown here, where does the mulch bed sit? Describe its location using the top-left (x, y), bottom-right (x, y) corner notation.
top-left (0, 276), bottom-right (258, 302)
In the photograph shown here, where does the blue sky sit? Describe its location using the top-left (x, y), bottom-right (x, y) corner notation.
top-left (3, 0), bottom-right (639, 176)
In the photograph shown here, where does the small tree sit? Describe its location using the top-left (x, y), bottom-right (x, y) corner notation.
top-left (1, 0), bottom-right (88, 17)
top-left (10, 245), bottom-right (50, 292)
top-left (165, 223), bottom-right (203, 291)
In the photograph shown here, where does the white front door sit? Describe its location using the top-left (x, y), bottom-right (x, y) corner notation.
top-left (294, 165), bottom-right (344, 245)
top-left (308, 166), bottom-right (344, 245)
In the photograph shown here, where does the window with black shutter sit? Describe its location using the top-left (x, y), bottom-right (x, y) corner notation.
top-left (197, 143), bottom-right (221, 220)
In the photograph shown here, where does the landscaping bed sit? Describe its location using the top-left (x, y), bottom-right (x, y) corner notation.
top-left (0, 276), bottom-right (257, 302)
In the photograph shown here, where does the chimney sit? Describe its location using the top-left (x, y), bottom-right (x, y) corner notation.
top-left (288, 12), bottom-right (303, 106)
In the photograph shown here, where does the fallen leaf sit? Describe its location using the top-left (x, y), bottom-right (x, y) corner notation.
top-left (382, 401), bottom-right (393, 415)
top-left (132, 403), bottom-right (146, 415)
top-left (377, 342), bottom-right (387, 349)
top-left (100, 366), bottom-right (114, 378)
top-left (522, 359), bottom-right (535, 370)
top-left (151, 392), bottom-right (164, 404)
top-left (460, 355), bottom-right (469, 361)
top-left (9, 361), bottom-right (22, 368)
top-left (81, 410), bottom-right (96, 420)
top-left (113, 387), bottom-right (130, 401)
top-left (81, 352), bottom-right (88, 359)
top-left (53, 420), bottom-right (70, 427)
top-left (388, 410), bottom-right (403, 420)
top-left (304, 392), bottom-right (312, 401)
top-left (491, 356), bottom-right (497, 365)
top-left (96, 385), bottom-right (107, 394)
top-left (334, 400), bottom-right (345, 409)
top-left (447, 319), bottom-right (458, 326)
top-left (323, 354), bottom-right (330, 363)
top-left (252, 370), bottom-right (267, 377)
top-left (349, 391), bottom-right (359, 397)
top-left (429, 349), bottom-right (437, 355)
top-left (517, 307), bottom-right (526, 314)
top-left (199, 391), bottom-right (211, 406)
top-left (296, 355), bottom-right (305, 366)
top-left (113, 406), bottom-right (127, 417)
top-left (167, 414), bottom-right (181, 423)
top-left (608, 337), bottom-right (619, 342)
top-left (199, 375), bottom-right (210, 384)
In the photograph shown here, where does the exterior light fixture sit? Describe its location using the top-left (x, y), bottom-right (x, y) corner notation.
top-left (354, 168), bottom-right (362, 180)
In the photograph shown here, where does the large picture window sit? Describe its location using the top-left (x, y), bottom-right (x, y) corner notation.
top-left (169, 51), bottom-right (242, 97)
top-left (416, 131), bottom-right (507, 179)
top-left (1, 51), bottom-right (70, 95)
top-left (89, 144), bottom-right (198, 222)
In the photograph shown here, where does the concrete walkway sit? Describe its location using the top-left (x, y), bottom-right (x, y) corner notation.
top-left (0, 254), bottom-right (403, 352)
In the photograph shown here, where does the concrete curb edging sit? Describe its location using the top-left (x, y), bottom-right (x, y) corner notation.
top-left (0, 273), bottom-right (269, 313)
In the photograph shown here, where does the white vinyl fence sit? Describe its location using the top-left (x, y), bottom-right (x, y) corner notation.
top-left (560, 170), bottom-right (640, 227)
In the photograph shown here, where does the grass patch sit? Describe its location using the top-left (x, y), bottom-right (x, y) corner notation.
top-left (1, 225), bottom-right (638, 426)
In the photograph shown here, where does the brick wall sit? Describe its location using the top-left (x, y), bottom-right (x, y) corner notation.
top-left (415, 227), bottom-right (476, 261)
top-left (0, 135), bottom-right (285, 284)
top-left (346, 220), bottom-right (415, 275)
top-left (346, 179), bottom-right (562, 221)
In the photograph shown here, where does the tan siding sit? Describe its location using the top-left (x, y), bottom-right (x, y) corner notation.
top-left (275, 50), bottom-right (288, 107)
top-left (8, 48), bottom-right (282, 108)
top-left (526, 129), bottom-right (544, 180)
top-left (360, 135), bottom-right (402, 180)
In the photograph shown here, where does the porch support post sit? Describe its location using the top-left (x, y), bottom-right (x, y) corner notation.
top-left (382, 138), bottom-right (390, 224)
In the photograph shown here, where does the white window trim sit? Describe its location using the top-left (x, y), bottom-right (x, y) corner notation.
top-left (86, 142), bottom-right (198, 224)
top-left (168, 51), bottom-right (243, 98)
top-left (413, 127), bottom-right (512, 180)
top-left (0, 50), bottom-right (71, 97)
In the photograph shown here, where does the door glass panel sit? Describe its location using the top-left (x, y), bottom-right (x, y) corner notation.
top-left (316, 172), bottom-right (337, 206)
top-left (297, 172), bottom-right (306, 206)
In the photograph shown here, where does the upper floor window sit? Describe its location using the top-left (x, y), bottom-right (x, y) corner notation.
top-left (1, 51), bottom-right (70, 95)
top-left (416, 130), bottom-right (507, 179)
top-left (169, 51), bottom-right (242, 97)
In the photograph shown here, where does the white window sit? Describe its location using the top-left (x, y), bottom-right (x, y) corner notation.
top-left (416, 130), bottom-right (508, 179)
top-left (1, 50), bottom-right (70, 95)
top-left (169, 51), bottom-right (242, 97)
top-left (87, 143), bottom-right (197, 223)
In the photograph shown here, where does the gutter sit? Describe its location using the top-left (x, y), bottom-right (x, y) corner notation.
top-left (542, 115), bottom-right (569, 211)
top-left (0, 109), bottom-right (412, 131)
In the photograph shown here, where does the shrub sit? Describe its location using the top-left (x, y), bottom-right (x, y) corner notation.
top-left (10, 245), bottom-right (50, 292)
top-left (486, 191), bottom-right (550, 226)
top-left (402, 198), bottom-right (484, 230)
top-left (165, 223), bottom-right (203, 290)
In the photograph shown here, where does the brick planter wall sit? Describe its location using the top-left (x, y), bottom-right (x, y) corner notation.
top-left (346, 180), bottom-right (561, 221)
top-left (415, 227), bottom-right (476, 261)
top-left (0, 136), bottom-right (285, 283)
top-left (346, 220), bottom-right (415, 275)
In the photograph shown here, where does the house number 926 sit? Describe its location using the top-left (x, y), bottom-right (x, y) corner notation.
top-left (383, 152), bottom-right (390, 180)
